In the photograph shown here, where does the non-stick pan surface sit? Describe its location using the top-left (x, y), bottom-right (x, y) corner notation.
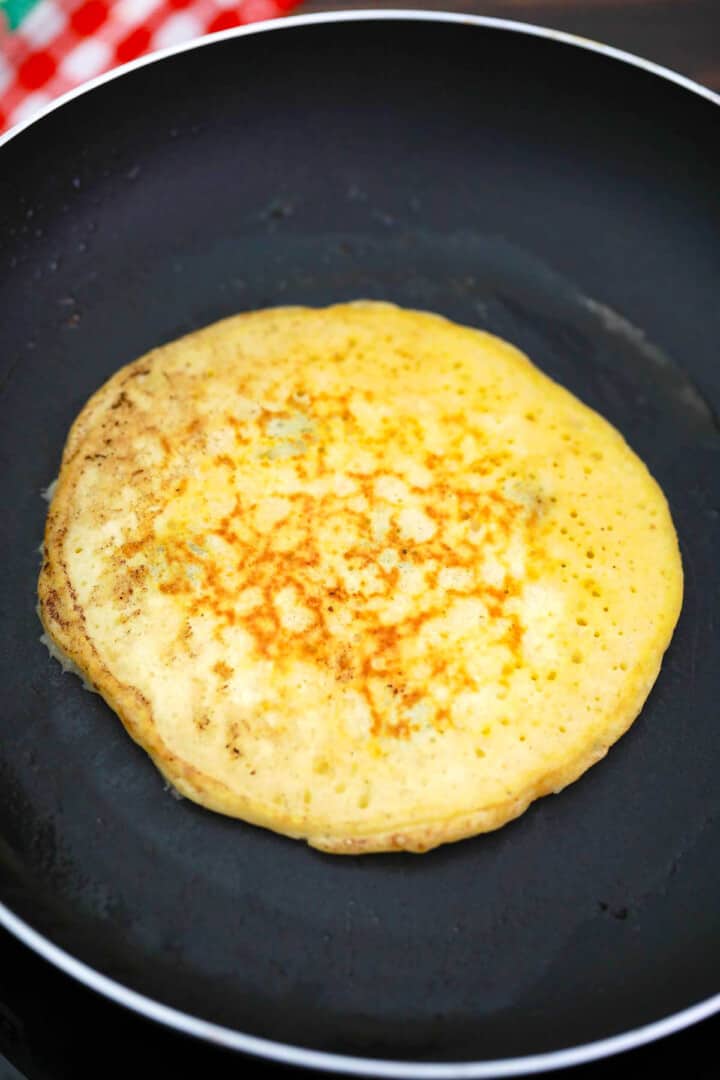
top-left (1, 12), bottom-right (719, 1075)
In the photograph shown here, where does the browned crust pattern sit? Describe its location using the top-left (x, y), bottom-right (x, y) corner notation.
top-left (38, 307), bottom-right (682, 853)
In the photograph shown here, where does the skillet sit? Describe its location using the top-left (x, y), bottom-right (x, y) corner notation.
top-left (0, 12), bottom-right (719, 1075)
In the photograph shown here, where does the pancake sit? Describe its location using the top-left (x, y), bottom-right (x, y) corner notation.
top-left (38, 302), bottom-right (683, 853)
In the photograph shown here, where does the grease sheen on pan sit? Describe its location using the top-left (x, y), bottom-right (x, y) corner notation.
top-left (38, 302), bottom-right (682, 853)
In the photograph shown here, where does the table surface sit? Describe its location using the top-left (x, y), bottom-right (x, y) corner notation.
top-left (2, 2), bottom-right (719, 1078)
top-left (297, 0), bottom-right (720, 91)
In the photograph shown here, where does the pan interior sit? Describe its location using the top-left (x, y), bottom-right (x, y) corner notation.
top-left (0, 17), bottom-right (719, 1064)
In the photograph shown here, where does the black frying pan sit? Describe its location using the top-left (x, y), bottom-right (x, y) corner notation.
top-left (1, 12), bottom-right (719, 1076)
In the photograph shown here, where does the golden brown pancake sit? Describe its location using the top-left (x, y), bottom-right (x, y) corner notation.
top-left (38, 302), bottom-right (683, 853)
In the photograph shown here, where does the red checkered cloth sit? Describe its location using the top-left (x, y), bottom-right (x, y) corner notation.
top-left (0, 0), bottom-right (299, 133)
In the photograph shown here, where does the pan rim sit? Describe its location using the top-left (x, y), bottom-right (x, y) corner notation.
top-left (1, 6), bottom-right (718, 150)
top-left (1, 9), bottom-right (718, 1075)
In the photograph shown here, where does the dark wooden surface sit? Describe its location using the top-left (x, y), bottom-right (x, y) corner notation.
top-left (296, 0), bottom-right (720, 91)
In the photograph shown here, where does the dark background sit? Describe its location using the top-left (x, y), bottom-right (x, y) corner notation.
top-left (2, 2), bottom-right (719, 1077)
top-left (299, 0), bottom-right (720, 92)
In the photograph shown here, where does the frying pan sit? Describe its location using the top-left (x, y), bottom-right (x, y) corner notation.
top-left (1, 11), bottom-right (719, 1076)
